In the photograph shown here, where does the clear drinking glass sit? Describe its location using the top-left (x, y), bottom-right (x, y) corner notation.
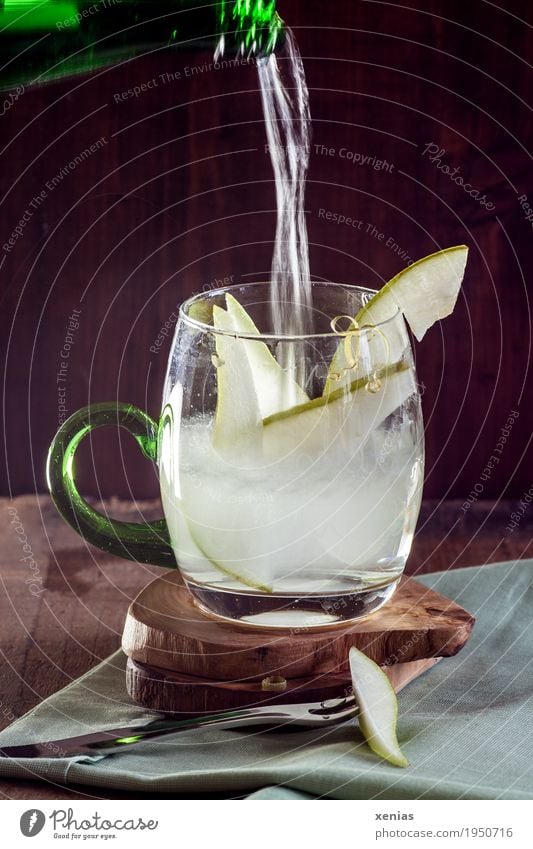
top-left (48, 281), bottom-right (424, 628)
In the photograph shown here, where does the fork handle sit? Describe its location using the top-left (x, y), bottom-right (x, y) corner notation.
top-left (0, 711), bottom-right (291, 759)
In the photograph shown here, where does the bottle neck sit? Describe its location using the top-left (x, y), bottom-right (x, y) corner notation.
top-left (217, 1), bottom-right (283, 57)
top-left (0, 1), bottom-right (284, 90)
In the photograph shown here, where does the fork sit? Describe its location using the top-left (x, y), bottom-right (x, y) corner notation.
top-left (0, 697), bottom-right (358, 759)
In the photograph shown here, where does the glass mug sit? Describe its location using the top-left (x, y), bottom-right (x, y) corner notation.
top-left (47, 282), bottom-right (424, 628)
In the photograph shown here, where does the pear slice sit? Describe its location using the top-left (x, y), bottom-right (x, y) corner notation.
top-left (324, 245), bottom-right (468, 396)
top-left (186, 520), bottom-right (273, 593)
top-left (160, 374), bottom-right (271, 592)
top-left (263, 361), bottom-right (416, 461)
top-left (225, 292), bottom-right (308, 416)
top-left (211, 304), bottom-right (262, 456)
top-left (357, 245), bottom-right (468, 340)
top-left (349, 646), bottom-right (409, 768)
top-left (165, 487), bottom-right (274, 594)
top-left (203, 305), bottom-right (277, 590)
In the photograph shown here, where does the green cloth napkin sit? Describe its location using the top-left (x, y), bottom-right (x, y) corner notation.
top-left (1, 560), bottom-right (533, 799)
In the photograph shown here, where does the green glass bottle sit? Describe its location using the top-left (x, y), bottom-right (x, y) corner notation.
top-left (0, 1), bottom-right (283, 90)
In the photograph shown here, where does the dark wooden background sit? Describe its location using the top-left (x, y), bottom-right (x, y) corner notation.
top-left (1, 0), bottom-right (532, 501)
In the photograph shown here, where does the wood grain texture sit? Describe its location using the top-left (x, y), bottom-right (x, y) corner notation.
top-left (1, 0), bottom-right (532, 501)
top-left (121, 572), bottom-right (473, 681)
top-left (125, 656), bottom-right (443, 714)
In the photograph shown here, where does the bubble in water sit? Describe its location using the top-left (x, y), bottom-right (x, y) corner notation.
top-left (365, 376), bottom-right (382, 394)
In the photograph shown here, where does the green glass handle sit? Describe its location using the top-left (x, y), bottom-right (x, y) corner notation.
top-left (46, 403), bottom-right (177, 568)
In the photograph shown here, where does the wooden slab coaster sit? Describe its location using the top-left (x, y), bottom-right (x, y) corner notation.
top-left (122, 572), bottom-right (474, 684)
top-left (125, 656), bottom-right (443, 715)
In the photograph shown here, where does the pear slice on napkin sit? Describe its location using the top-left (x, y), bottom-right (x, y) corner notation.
top-left (349, 646), bottom-right (409, 767)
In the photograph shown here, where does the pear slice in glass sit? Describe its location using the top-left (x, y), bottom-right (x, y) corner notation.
top-left (324, 245), bottom-right (469, 396)
top-left (211, 303), bottom-right (262, 457)
top-left (225, 292), bottom-right (308, 416)
top-left (263, 361), bottom-right (416, 461)
top-left (190, 306), bottom-right (273, 591)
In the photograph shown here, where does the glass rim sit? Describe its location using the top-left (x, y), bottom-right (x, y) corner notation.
top-left (179, 281), bottom-right (401, 340)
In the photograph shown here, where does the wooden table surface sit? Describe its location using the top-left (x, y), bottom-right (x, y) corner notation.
top-left (1, 494), bottom-right (532, 800)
